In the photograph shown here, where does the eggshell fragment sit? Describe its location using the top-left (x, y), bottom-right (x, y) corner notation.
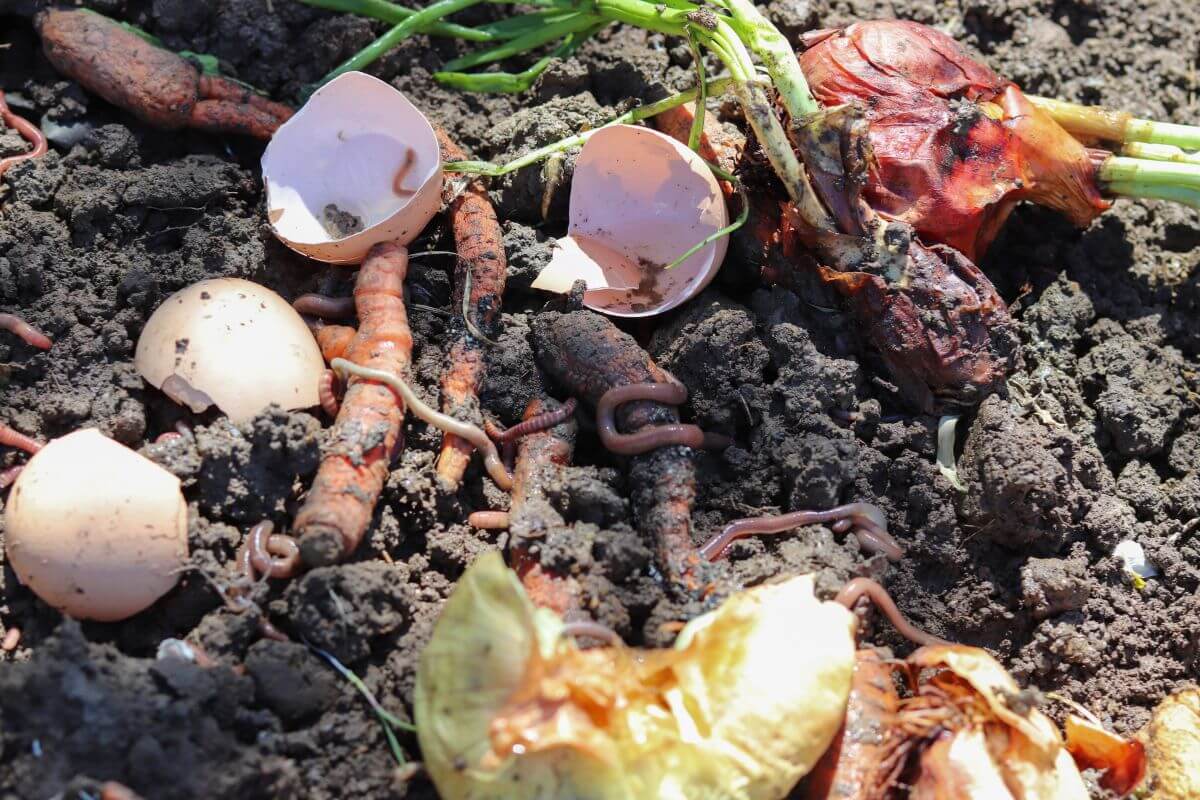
top-left (531, 124), bottom-right (728, 317)
top-left (5, 428), bottom-right (188, 622)
top-left (262, 71), bottom-right (443, 264)
top-left (135, 278), bottom-right (324, 423)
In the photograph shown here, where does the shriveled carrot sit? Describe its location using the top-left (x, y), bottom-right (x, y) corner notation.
top-left (293, 242), bottom-right (413, 566)
top-left (532, 310), bottom-right (719, 590)
top-left (432, 129), bottom-right (507, 489)
top-left (802, 649), bottom-right (903, 800)
top-left (505, 396), bottom-right (581, 616)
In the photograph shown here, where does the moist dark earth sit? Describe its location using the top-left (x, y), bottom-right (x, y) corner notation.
top-left (1, 0), bottom-right (1198, 797)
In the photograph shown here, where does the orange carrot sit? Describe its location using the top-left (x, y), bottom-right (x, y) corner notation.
top-left (432, 129), bottom-right (507, 489)
top-left (293, 242), bottom-right (412, 566)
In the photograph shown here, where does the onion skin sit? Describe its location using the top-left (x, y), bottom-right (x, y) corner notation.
top-left (800, 20), bottom-right (1108, 261)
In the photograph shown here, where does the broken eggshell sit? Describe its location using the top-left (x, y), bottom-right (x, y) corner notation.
top-left (532, 124), bottom-right (729, 317)
top-left (135, 278), bottom-right (325, 423)
top-left (5, 428), bottom-right (188, 622)
top-left (262, 71), bottom-right (442, 264)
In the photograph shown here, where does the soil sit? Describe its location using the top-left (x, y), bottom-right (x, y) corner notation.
top-left (0, 0), bottom-right (1198, 797)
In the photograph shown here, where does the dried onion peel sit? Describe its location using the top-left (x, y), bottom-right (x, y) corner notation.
top-left (414, 552), bottom-right (856, 800)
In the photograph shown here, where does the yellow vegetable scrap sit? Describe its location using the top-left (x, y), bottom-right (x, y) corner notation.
top-left (414, 552), bottom-right (857, 800)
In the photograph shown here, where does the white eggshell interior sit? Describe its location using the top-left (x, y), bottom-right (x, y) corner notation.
top-left (134, 278), bottom-right (324, 423)
top-left (262, 71), bottom-right (443, 264)
top-left (5, 428), bottom-right (188, 622)
top-left (531, 124), bottom-right (729, 317)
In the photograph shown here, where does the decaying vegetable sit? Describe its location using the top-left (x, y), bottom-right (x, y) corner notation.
top-left (36, 9), bottom-right (292, 139)
top-left (886, 646), bottom-right (1089, 800)
top-left (1137, 688), bottom-right (1200, 799)
top-left (1063, 712), bottom-right (1145, 796)
top-left (414, 551), bottom-right (856, 800)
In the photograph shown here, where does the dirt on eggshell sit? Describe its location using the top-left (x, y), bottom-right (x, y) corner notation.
top-left (0, 0), bottom-right (1199, 797)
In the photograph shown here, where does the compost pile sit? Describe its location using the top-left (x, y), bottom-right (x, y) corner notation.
top-left (1, 1), bottom-right (1199, 798)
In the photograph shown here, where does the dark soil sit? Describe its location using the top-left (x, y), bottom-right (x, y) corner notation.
top-left (1, 0), bottom-right (1198, 797)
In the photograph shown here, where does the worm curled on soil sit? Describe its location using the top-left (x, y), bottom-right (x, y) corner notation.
top-left (699, 502), bottom-right (904, 561)
top-left (294, 242), bottom-right (413, 567)
top-left (468, 510), bottom-right (510, 529)
top-left (0, 92), bottom-right (48, 178)
top-left (835, 577), bottom-right (946, 647)
top-left (0, 423), bottom-right (43, 455)
top-left (160, 373), bottom-right (215, 414)
top-left (236, 521), bottom-right (301, 580)
top-left (433, 128), bottom-right (507, 489)
top-left (597, 379), bottom-right (731, 455)
top-left (0, 313), bottom-right (51, 350)
top-left (330, 358), bottom-right (514, 490)
top-left (294, 293), bottom-right (356, 320)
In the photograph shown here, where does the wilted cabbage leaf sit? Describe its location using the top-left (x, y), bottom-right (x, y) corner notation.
top-left (415, 552), bottom-right (857, 800)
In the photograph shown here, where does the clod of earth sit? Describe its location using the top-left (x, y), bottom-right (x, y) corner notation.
top-left (35, 9), bottom-right (293, 139)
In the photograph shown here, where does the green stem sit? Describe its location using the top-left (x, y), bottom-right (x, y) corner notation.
top-left (436, 22), bottom-right (603, 92)
top-left (1100, 156), bottom-right (1200, 192)
top-left (714, 0), bottom-right (820, 119)
top-left (1029, 95), bottom-right (1200, 151)
top-left (474, 10), bottom-right (579, 38)
top-left (298, 0), bottom-right (497, 40)
top-left (1122, 141), bottom-right (1200, 167)
top-left (315, 0), bottom-right (492, 87)
top-left (1105, 182), bottom-right (1200, 209)
top-left (664, 169), bottom-right (750, 269)
top-left (441, 11), bottom-right (599, 71)
top-left (443, 76), bottom-right (735, 176)
top-left (686, 34), bottom-right (707, 152)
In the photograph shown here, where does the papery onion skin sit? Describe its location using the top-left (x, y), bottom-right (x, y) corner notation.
top-left (414, 552), bottom-right (856, 800)
top-left (799, 20), bottom-right (1109, 261)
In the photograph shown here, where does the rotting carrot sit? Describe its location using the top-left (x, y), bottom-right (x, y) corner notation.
top-left (532, 310), bottom-right (724, 591)
top-left (0, 92), bottom-right (48, 179)
top-left (293, 241), bottom-right (413, 566)
top-left (506, 395), bottom-right (583, 617)
top-left (432, 128), bottom-right (507, 490)
top-left (313, 323), bottom-right (357, 362)
top-left (0, 313), bottom-right (51, 350)
top-left (802, 648), bottom-right (903, 800)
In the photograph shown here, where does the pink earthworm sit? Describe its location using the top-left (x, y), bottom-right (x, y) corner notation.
top-left (0, 313), bottom-right (51, 350)
top-left (236, 521), bottom-right (301, 580)
top-left (161, 374), bottom-right (214, 414)
top-left (834, 577), bottom-right (946, 647)
top-left (468, 510), bottom-right (510, 529)
top-left (293, 293), bottom-right (356, 320)
top-left (0, 91), bottom-right (48, 178)
top-left (318, 369), bottom-right (341, 417)
top-left (485, 398), bottom-right (578, 444)
top-left (596, 379), bottom-right (730, 455)
top-left (0, 465), bottom-right (24, 490)
top-left (0, 423), bottom-right (42, 455)
top-left (561, 620), bottom-right (623, 647)
top-left (699, 502), bottom-right (904, 561)
top-left (1, 627), bottom-right (20, 651)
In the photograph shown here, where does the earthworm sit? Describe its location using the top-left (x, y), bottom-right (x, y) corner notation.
top-left (153, 420), bottom-right (193, 444)
top-left (392, 146), bottom-right (416, 196)
top-left (0, 465), bottom-right (24, 489)
top-left (331, 357), bottom-right (513, 490)
top-left (0, 423), bottom-right (43, 455)
top-left (161, 373), bottom-right (214, 414)
top-left (433, 128), bottom-right (507, 489)
top-left (0, 91), bottom-right (48, 178)
top-left (318, 369), bottom-right (340, 417)
top-left (99, 782), bottom-right (145, 800)
top-left (293, 293), bottom-right (356, 320)
top-left (699, 502), bottom-right (904, 561)
top-left (236, 520), bottom-right (301, 580)
top-left (294, 242), bottom-right (412, 566)
top-left (597, 379), bottom-right (731, 455)
top-left (0, 313), bottom-right (51, 350)
top-left (561, 620), bottom-right (623, 647)
top-left (835, 577), bottom-right (946, 647)
top-left (468, 510), bottom-right (510, 529)
top-left (487, 398), bottom-right (578, 444)
top-left (2, 627), bottom-right (20, 651)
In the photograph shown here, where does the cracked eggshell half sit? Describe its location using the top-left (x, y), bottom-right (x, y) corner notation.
top-left (135, 278), bottom-right (324, 423)
top-left (5, 429), bottom-right (188, 622)
top-left (262, 71), bottom-right (443, 264)
top-left (531, 124), bottom-right (728, 317)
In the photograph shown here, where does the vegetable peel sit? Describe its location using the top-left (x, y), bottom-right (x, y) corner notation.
top-left (415, 552), bottom-right (856, 799)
